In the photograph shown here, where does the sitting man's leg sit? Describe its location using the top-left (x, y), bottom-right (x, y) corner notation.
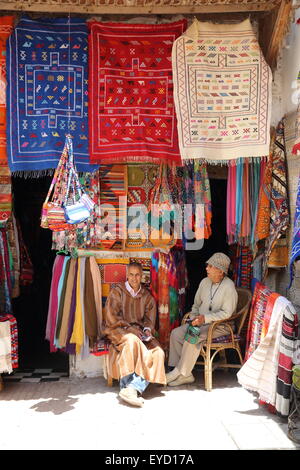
top-left (166, 324), bottom-right (190, 384)
top-left (166, 324), bottom-right (210, 386)
top-left (119, 373), bottom-right (149, 407)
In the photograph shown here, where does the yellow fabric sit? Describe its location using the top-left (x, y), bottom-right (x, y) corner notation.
top-left (70, 258), bottom-right (84, 354)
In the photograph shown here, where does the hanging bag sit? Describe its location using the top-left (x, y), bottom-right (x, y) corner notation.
top-left (62, 137), bottom-right (95, 225)
top-left (40, 140), bottom-right (72, 232)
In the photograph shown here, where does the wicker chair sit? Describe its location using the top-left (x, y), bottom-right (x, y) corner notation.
top-left (182, 287), bottom-right (252, 391)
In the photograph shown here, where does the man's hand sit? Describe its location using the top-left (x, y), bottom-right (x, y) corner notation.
top-left (191, 315), bottom-right (205, 327)
top-left (136, 330), bottom-right (144, 340)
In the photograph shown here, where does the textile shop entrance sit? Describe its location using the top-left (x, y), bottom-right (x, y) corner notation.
top-left (10, 170), bottom-right (228, 372)
top-left (11, 175), bottom-right (69, 373)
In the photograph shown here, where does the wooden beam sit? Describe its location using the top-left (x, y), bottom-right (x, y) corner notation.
top-left (0, 1), bottom-right (281, 15)
top-left (260, 0), bottom-right (293, 70)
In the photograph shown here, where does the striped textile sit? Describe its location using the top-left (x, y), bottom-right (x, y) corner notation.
top-left (237, 296), bottom-right (287, 411)
top-left (276, 303), bottom-right (299, 417)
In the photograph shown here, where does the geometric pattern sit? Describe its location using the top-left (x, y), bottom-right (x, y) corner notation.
top-left (172, 18), bottom-right (272, 161)
top-left (88, 20), bottom-right (187, 165)
top-left (6, 17), bottom-right (97, 173)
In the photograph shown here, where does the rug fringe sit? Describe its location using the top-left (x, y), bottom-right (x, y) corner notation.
top-left (11, 169), bottom-right (55, 178)
top-left (184, 156), bottom-right (268, 166)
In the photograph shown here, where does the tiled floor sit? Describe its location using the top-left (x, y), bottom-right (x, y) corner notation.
top-left (0, 369), bottom-right (300, 450)
top-left (2, 369), bottom-right (69, 383)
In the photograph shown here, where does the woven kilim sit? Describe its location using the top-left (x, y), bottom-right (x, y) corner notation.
top-left (0, 17), bottom-right (14, 166)
top-left (88, 20), bottom-right (187, 165)
top-left (172, 18), bottom-right (272, 161)
top-left (99, 164), bottom-right (127, 249)
top-left (7, 17), bottom-right (97, 174)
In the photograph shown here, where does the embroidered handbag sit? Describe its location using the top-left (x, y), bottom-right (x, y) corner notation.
top-left (63, 138), bottom-right (95, 225)
top-left (184, 324), bottom-right (202, 344)
top-left (64, 194), bottom-right (92, 225)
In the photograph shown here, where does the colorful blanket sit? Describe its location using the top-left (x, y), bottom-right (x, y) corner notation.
top-left (172, 19), bottom-right (272, 161)
top-left (6, 16), bottom-right (97, 174)
top-left (0, 16), bottom-right (14, 166)
top-left (88, 20), bottom-right (187, 165)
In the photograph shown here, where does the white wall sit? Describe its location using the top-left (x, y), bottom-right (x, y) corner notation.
top-left (273, 9), bottom-right (300, 123)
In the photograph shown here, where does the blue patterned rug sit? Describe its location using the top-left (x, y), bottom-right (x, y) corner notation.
top-left (6, 16), bottom-right (97, 174)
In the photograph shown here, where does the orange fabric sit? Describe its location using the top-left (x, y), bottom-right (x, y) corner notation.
top-left (255, 155), bottom-right (272, 241)
top-left (260, 292), bottom-right (280, 340)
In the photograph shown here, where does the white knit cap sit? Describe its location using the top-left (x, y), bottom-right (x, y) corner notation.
top-left (206, 252), bottom-right (231, 274)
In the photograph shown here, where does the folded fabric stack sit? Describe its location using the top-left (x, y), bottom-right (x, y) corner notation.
top-left (238, 280), bottom-right (299, 417)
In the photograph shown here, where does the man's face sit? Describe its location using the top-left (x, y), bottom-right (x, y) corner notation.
top-left (127, 266), bottom-right (142, 292)
top-left (206, 263), bottom-right (224, 282)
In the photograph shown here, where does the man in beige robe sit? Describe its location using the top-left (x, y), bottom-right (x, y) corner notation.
top-left (166, 252), bottom-right (238, 386)
top-left (103, 262), bottom-right (166, 407)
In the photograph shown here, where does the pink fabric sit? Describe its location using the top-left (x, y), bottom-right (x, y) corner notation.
top-left (45, 255), bottom-right (65, 352)
top-left (227, 162), bottom-right (236, 244)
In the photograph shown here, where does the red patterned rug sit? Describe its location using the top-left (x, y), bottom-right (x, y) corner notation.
top-left (88, 20), bottom-right (186, 165)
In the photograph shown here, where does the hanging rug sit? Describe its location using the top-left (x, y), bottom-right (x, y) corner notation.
top-left (6, 16), bottom-right (97, 174)
top-left (172, 18), bottom-right (272, 161)
top-left (88, 20), bottom-right (187, 165)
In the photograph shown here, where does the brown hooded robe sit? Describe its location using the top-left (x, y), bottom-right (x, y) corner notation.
top-left (103, 283), bottom-right (166, 385)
